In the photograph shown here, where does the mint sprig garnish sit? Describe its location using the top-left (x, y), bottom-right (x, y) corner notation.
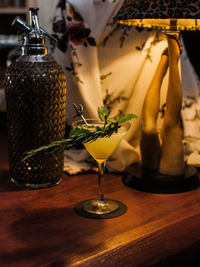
top-left (98, 106), bottom-right (111, 124)
top-left (23, 105), bottom-right (138, 161)
top-left (115, 113), bottom-right (138, 123)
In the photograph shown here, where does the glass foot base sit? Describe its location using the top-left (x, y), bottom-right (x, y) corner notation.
top-left (81, 198), bottom-right (119, 215)
top-left (74, 199), bottom-right (127, 219)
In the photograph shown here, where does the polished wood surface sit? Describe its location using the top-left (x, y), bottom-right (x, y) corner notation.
top-left (0, 131), bottom-right (200, 267)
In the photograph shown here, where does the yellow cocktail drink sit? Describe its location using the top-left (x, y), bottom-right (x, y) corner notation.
top-left (84, 126), bottom-right (127, 163)
top-left (72, 116), bottom-right (132, 216)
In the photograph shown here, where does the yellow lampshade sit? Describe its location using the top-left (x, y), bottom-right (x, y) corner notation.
top-left (115, 0), bottom-right (200, 31)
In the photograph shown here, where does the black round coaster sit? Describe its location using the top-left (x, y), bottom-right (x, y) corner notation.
top-left (122, 164), bottom-right (199, 194)
top-left (74, 199), bottom-right (127, 219)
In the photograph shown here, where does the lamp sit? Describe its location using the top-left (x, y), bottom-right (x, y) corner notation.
top-left (114, 0), bottom-right (200, 193)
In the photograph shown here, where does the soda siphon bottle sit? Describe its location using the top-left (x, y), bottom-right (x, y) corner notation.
top-left (5, 8), bottom-right (66, 188)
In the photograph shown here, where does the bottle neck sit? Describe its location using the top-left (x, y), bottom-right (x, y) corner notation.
top-left (21, 46), bottom-right (47, 56)
top-left (21, 35), bottom-right (48, 56)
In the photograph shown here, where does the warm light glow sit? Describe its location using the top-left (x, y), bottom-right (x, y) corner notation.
top-left (117, 19), bottom-right (200, 31)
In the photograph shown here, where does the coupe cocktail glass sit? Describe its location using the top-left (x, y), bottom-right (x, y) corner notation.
top-left (72, 119), bottom-right (130, 215)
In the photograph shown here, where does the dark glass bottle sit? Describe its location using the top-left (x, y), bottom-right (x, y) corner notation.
top-left (5, 8), bottom-right (66, 188)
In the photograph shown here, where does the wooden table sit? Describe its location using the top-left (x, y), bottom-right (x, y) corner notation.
top-left (0, 130), bottom-right (200, 267)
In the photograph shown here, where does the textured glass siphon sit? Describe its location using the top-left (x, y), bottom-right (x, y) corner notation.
top-left (5, 60), bottom-right (66, 188)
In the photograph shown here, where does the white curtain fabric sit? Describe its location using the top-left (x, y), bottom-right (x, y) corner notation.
top-left (181, 39), bottom-right (200, 166)
top-left (52, 0), bottom-right (200, 174)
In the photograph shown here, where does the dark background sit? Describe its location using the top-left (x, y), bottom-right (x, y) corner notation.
top-left (182, 31), bottom-right (200, 78)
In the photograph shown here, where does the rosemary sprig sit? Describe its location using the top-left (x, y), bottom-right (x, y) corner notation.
top-left (23, 105), bottom-right (137, 161)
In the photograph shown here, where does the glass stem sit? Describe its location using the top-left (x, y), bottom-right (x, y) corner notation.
top-left (97, 162), bottom-right (105, 203)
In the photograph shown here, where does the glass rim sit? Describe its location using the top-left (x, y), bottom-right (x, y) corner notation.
top-left (72, 118), bottom-right (131, 129)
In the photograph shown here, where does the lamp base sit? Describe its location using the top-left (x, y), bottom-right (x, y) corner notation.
top-left (122, 164), bottom-right (199, 194)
